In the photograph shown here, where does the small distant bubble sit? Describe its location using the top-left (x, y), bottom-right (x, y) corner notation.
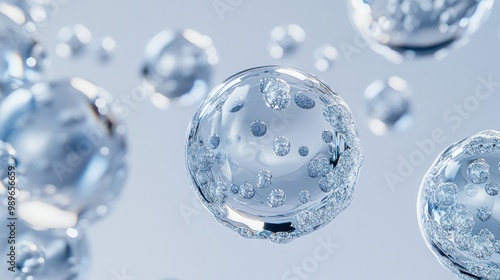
top-left (294, 92), bottom-right (315, 110)
top-left (268, 24), bottom-right (306, 59)
top-left (268, 189), bottom-right (286, 208)
top-left (298, 190), bottom-right (310, 204)
top-left (314, 44), bottom-right (338, 72)
top-left (56, 24), bottom-right (92, 58)
top-left (364, 76), bottom-right (412, 136)
top-left (322, 131), bottom-right (334, 143)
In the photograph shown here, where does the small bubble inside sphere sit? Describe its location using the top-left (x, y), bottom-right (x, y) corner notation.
top-left (186, 66), bottom-right (363, 243)
top-left (349, 0), bottom-right (494, 62)
top-left (418, 130), bottom-right (500, 279)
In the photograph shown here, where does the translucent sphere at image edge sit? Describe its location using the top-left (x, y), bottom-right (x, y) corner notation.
top-left (0, 217), bottom-right (88, 280)
top-left (349, 0), bottom-right (494, 62)
top-left (418, 131), bottom-right (500, 279)
top-left (0, 2), bottom-right (45, 94)
top-left (0, 78), bottom-right (127, 230)
top-left (186, 66), bottom-right (364, 243)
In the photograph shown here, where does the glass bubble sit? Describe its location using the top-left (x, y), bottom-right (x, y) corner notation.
top-left (0, 2), bottom-right (45, 95)
top-left (0, 78), bottom-right (127, 230)
top-left (349, 0), bottom-right (494, 62)
top-left (313, 44), bottom-right (338, 72)
top-left (268, 24), bottom-right (306, 59)
top-left (186, 66), bottom-right (364, 243)
top-left (418, 130), bottom-right (500, 279)
top-left (0, 216), bottom-right (89, 280)
top-left (3, 0), bottom-right (60, 25)
top-left (142, 29), bottom-right (218, 108)
top-left (364, 76), bottom-right (412, 136)
top-left (56, 24), bottom-right (92, 58)
top-left (94, 36), bottom-right (116, 64)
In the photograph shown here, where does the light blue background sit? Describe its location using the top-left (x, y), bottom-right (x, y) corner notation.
top-left (37, 0), bottom-right (500, 279)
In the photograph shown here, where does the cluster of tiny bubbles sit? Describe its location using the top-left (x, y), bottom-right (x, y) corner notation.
top-left (141, 28), bottom-right (219, 109)
top-left (56, 24), bottom-right (92, 58)
top-left (268, 24), bottom-right (306, 59)
top-left (185, 66), bottom-right (364, 243)
top-left (364, 76), bottom-right (412, 136)
top-left (313, 44), bottom-right (338, 72)
top-left (0, 213), bottom-right (89, 280)
top-left (0, 77), bottom-right (128, 230)
top-left (0, 2), bottom-right (45, 96)
top-left (418, 130), bottom-right (500, 279)
top-left (349, 0), bottom-right (494, 63)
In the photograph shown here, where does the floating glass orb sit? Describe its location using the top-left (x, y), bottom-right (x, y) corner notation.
top-left (418, 130), bottom-right (500, 279)
top-left (186, 66), bottom-right (364, 243)
top-left (142, 29), bottom-right (219, 108)
top-left (0, 78), bottom-right (127, 230)
top-left (0, 216), bottom-right (88, 280)
top-left (313, 44), bottom-right (338, 72)
top-left (0, 2), bottom-right (45, 95)
top-left (268, 24), bottom-right (306, 59)
top-left (349, 0), bottom-right (494, 62)
top-left (56, 24), bottom-right (92, 58)
top-left (3, 0), bottom-right (60, 25)
top-left (364, 76), bottom-right (412, 136)
top-left (94, 36), bottom-right (116, 64)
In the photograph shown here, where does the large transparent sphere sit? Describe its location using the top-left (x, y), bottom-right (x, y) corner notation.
top-left (418, 130), bottom-right (500, 279)
top-left (186, 66), bottom-right (364, 243)
top-left (0, 2), bottom-right (45, 94)
top-left (0, 216), bottom-right (88, 280)
top-left (349, 0), bottom-right (494, 62)
top-left (0, 78), bottom-right (127, 230)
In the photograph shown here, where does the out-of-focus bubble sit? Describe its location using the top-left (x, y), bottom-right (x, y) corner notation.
top-left (0, 2), bottom-right (45, 95)
top-left (186, 66), bottom-right (364, 243)
top-left (0, 78), bottom-right (127, 230)
top-left (142, 29), bottom-right (218, 108)
top-left (349, 0), bottom-right (494, 63)
top-left (94, 36), bottom-right (116, 64)
top-left (56, 24), bottom-right (92, 58)
top-left (0, 216), bottom-right (89, 280)
top-left (4, 0), bottom-right (60, 25)
top-left (314, 44), bottom-right (338, 72)
top-left (364, 76), bottom-right (412, 136)
top-left (418, 130), bottom-right (500, 279)
top-left (268, 24), bottom-right (306, 59)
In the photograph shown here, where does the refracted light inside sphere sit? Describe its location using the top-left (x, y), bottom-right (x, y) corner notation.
top-left (142, 28), bottom-right (219, 108)
top-left (418, 130), bottom-right (500, 279)
top-left (0, 78), bottom-right (127, 229)
top-left (364, 76), bottom-right (412, 136)
top-left (186, 66), bottom-right (364, 243)
top-left (0, 216), bottom-right (88, 280)
top-left (349, 0), bottom-right (494, 62)
top-left (0, 2), bottom-right (45, 95)
top-left (268, 24), bottom-right (306, 59)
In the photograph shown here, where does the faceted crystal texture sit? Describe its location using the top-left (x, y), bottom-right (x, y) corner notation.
top-left (0, 2), bottom-right (45, 95)
top-left (186, 66), bottom-right (364, 243)
top-left (142, 29), bottom-right (218, 108)
top-left (0, 78), bottom-right (127, 229)
top-left (364, 76), bottom-right (412, 135)
top-left (349, 0), bottom-right (494, 62)
top-left (418, 130), bottom-right (500, 279)
top-left (0, 216), bottom-right (88, 280)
